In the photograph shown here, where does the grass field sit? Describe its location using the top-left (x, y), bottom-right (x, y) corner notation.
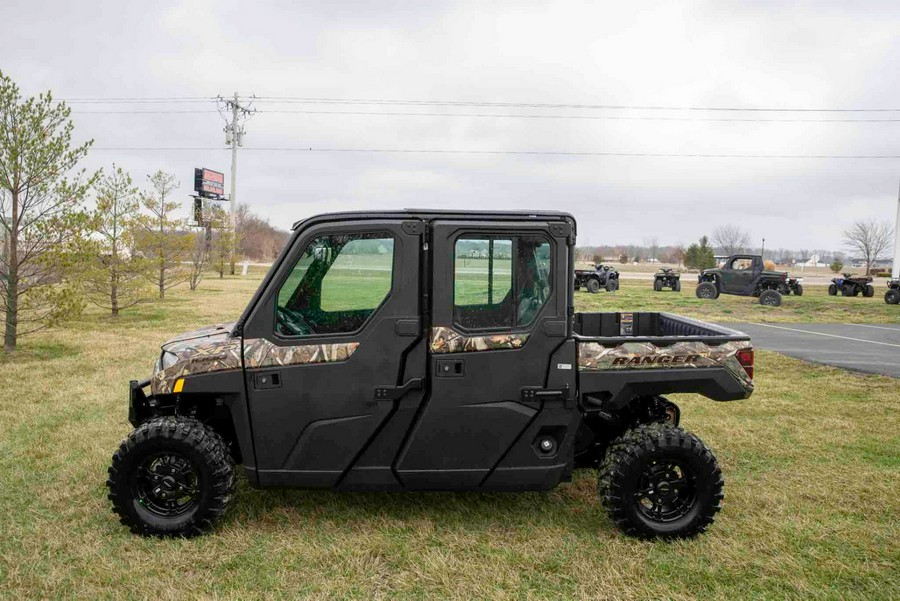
top-left (1, 272), bottom-right (898, 599)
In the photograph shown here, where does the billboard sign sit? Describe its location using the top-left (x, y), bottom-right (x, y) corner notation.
top-left (194, 167), bottom-right (225, 199)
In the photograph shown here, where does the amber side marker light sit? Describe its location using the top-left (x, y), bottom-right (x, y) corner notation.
top-left (173, 378), bottom-right (185, 394)
top-left (736, 349), bottom-right (754, 379)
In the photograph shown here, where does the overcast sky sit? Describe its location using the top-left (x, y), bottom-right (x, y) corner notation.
top-left (2, 0), bottom-right (899, 250)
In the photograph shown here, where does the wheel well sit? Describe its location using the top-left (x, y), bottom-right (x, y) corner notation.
top-left (137, 394), bottom-right (243, 463)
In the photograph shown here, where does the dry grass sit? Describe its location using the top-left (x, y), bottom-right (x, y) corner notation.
top-left (0, 272), bottom-right (898, 599)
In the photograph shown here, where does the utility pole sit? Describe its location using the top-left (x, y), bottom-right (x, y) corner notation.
top-left (761, 237), bottom-right (765, 258)
top-left (219, 93), bottom-right (254, 274)
top-left (893, 178), bottom-right (900, 279)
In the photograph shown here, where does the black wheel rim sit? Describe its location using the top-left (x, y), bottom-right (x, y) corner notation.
top-left (132, 452), bottom-right (202, 518)
top-left (634, 460), bottom-right (697, 523)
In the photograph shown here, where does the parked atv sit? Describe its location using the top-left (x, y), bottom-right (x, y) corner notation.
top-left (574, 264), bottom-right (619, 293)
top-left (828, 274), bottom-right (874, 298)
top-left (695, 254), bottom-right (786, 306)
top-left (777, 277), bottom-right (803, 296)
top-left (885, 279), bottom-right (900, 305)
top-left (653, 268), bottom-right (681, 292)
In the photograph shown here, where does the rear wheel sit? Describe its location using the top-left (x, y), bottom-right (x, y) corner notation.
top-left (674, 280), bottom-right (681, 292)
top-left (759, 289), bottom-right (782, 307)
top-left (828, 284), bottom-right (837, 296)
top-left (107, 417), bottom-right (235, 537)
top-left (696, 281), bottom-right (718, 300)
top-left (654, 279), bottom-right (662, 292)
top-left (864, 284), bottom-right (875, 298)
top-left (598, 423), bottom-right (724, 539)
top-left (886, 289), bottom-right (900, 305)
top-left (586, 278), bottom-right (601, 293)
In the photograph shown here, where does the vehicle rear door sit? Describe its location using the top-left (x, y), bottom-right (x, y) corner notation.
top-left (240, 218), bottom-right (426, 488)
top-left (395, 220), bottom-right (579, 490)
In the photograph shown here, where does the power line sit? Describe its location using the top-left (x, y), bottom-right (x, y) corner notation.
top-left (70, 108), bottom-right (900, 122)
top-left (90, 146), bottom-right (900, 159)
top-left (56, 95), bottom-right (900, 112)
top-left (252, 96), bottom-right (900, 113)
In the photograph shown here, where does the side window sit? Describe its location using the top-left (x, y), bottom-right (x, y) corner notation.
top-left (731, 258), bottom-right (753, 271)
top-left (453, 235), bottom-right (552, 330)
top-left (275, 232), bottom-right (394, 336)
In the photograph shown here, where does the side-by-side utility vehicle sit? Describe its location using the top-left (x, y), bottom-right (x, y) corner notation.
top-left (109, 211), bottom-right (755, 540)
top-left (696, 254), bottom-right (786, 306)
top-left (574, 263), bottom-right (619, 293)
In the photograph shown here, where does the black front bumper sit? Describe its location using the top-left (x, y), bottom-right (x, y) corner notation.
top-left (128, 378), bottom-right (152, 427)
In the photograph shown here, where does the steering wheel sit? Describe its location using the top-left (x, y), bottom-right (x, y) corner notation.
top-left (276, 306), bottom-right (312, 336)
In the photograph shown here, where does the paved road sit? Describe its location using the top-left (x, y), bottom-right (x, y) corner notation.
top-left (724, 322), bottom-right (900, 378)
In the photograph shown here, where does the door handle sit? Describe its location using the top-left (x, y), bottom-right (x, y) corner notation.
top-left (372, 378), bottom-right (423, 403)
top-left (253, 370), bottom-right (282, 390)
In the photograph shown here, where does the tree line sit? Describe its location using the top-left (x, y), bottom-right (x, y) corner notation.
top-left (0, 72), bottom-right (287, 352)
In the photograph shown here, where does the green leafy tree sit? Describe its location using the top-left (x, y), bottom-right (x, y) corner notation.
top-left (0, 71), bottom-right (95, 352)
top-left (84, 166), bottom-right (151, 315)
top-left (829, 260), bottom-right (843, 274)
top-left (138, 171), bottom-right (190, 299)
top-left (684, 236), bottom-right (716, 270)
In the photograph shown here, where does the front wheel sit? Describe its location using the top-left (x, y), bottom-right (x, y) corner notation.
top-left (107, 417), bottom-right (235, 537)
top-left (828, 284), bottom-right (837, 296)
top-left (864, 284), bottom-right (875, 298)
top-left (586, 278), bottom-right (601, 293)
top-left (794, 284), bottom-right (803, 296)
top-left (674, 280), bottom-right (681, 292)
top-left (886, 289), bottom-right (900, 305)
top-left (606, 278), bottom-right (619, 293)
top-left (598, 424), bottom-right (724, 539)
top-left (654, 279), bottom-right (662, 292)
top-left (696, 281), bottom-right (718, 300)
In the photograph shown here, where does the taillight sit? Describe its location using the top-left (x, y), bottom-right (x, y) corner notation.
top-left (736, 348), bottom-right (754, 379)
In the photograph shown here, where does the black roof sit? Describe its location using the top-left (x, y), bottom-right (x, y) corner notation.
top-left (291, 209), bottom-right (575, 231)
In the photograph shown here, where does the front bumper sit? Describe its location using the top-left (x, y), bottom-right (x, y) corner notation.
top-left (128, 378), bottom-right (152, 427)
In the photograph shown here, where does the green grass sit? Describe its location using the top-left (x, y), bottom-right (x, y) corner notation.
top-left (0, 273), bottom-right (898, 599)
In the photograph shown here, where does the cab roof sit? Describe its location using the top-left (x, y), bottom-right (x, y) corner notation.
top-left (291, 209), bottom-right (576, 231)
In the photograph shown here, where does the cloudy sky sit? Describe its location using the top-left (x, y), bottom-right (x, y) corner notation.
top-left (2, 0), bottom-right (899, 250)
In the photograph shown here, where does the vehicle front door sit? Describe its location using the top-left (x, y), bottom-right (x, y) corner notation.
top-left (721, 256), bottom-right (755, 294)
top-left (241, 219), bottom-right (425, 488)
top-left (395, 220), bottom-right (579, 490)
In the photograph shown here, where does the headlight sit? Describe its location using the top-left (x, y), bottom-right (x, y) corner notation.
top-left (159, 350), bottom-right (178, 371)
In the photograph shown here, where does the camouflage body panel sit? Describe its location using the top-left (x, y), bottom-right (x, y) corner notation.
top-left (243, 338), bottom-right (359, 368)
top-left (577, 339), bottom-right (754, 392)
top-left (151, 325), bottom-right (360, 395)
top-left (430, 326), bottom-right (529, 353)
top-left (152, 336), bottom-right (242, 395)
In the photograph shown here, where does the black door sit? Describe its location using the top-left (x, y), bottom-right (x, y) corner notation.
top-left (241, 219), bottom-right (425, 488)
top-left (395, 220), bottom-right (580, 490)
top-left (722, 256), bottom-right (755, 294)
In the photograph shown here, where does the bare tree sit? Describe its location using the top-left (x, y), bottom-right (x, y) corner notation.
top-left (644, 236), bottom-right (660, 262)
top-left (139, 171), bottom-right (190, 299)
top-left (0, 71), bottom-right (96, 351)
top-left (844, 219), bottom-right (893, 275)
top-left (712, 225), bottom-right (751, 256)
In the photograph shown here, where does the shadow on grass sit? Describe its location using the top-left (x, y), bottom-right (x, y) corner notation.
top-left (226, 472), bottom-right (613, 538)
top-left (0, 340), bottom-right (80, 363)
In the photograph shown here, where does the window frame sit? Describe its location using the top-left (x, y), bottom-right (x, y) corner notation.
top-left (451, 231), bottom-right (554, 334)
top-left (272, 229), bottom-right (398, 341)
